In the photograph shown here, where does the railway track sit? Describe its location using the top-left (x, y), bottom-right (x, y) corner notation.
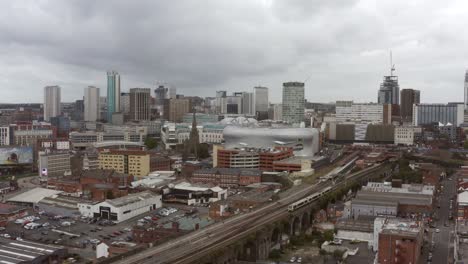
top-left (115, 163), bottom-right (391, 264)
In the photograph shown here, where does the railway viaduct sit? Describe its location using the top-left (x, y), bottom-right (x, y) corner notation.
top-left (185, 163), bottom-right (394, 264)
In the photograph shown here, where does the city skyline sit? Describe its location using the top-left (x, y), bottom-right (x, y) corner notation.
top-left (1, 1), bottom-right (468, 104)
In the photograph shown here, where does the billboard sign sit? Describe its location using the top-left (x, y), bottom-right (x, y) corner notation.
top-left (0, 147), bottom-right (33, 165)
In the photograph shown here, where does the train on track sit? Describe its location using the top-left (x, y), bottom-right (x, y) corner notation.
top-left (287, 186), bottom-right (332, 212)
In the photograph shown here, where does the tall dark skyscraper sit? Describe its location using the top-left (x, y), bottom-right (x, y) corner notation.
top-left (400, 89), bottom-right (420, 122)
top-left (129, 88), bottom-right (151, 121)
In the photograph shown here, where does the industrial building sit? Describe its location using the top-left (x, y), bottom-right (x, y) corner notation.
top-left (349, 189), bottom-right (433, 219)
top-left (0, 237), bottom-right (67, 264)
top-left (78, 191), bottom-right (162, 223)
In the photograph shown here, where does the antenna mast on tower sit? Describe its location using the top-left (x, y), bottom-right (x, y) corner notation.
top-left (390, 51), bottom-right (395, 76)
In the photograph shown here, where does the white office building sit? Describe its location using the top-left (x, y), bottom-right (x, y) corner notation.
top-left (336, 101), bottom-right (384, 123)
top-left (394, 126), bottom-right (422, 146)
top-left (78, 191), bottom-right (162, 223)
top-left (43, 86), bottom-right (61, 121)
top-left (273, 104), bottom-right (283, 121)
top-left (242, 92), bottom-right (254, 115)
top-left (254, 86), bottom-right (269, 113)
top-left (84, 86), bottom-right (100, 122)
top-left (0, 127), bottom-right (9, 146)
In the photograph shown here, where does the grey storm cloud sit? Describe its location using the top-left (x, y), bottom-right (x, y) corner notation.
top-left (0, 0), bottom-right (467, 103)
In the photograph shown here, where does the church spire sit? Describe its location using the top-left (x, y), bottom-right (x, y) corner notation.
top-left (189, 107), bottom-right (200, 159)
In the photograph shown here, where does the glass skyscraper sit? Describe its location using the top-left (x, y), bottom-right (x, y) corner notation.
top-left (106, 71), bottom-right (120, 122)
top-left (282, 82), bottom-right (305, 124)
top-left (378, 75), bottom-right (399, 105)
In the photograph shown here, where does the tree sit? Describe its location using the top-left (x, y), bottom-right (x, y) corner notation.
top-left (268, 249), bottom-right (282, 260)
top-left (106, 190), bottom-right (114, 199)
top-left (144, 137), bottom-right (158, 149)
top-left (464, 140), bottom-right (468, 150)
top-left (197, 143), bottom-right (210, 159)
top-left (323, 230), bottom-right (334, 241)
top-left (332, 249), bottom-right (344, 261)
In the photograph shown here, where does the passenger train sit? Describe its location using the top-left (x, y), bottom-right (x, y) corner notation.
top-left (287, 186), bottom-right (332, 212)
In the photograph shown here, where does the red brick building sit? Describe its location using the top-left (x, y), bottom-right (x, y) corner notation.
top-left (419, 163), bottom-right (442, 188)
top-left (457, 191), bottom-right (468, 220)
top-left (150, 155), bottom-right (173, 171)
top-left (377, 219), bottom-right (423, 264)
top-left (259, 147), bottom-right (294, 171)
top-left (191, 168), bottom-right (261, 188)
top-left (0, 203), bottom-right (28, 224)
top-left (216, 147), bottom-right (293, 171)
top-left (132, 222), bottom-right (186, 243)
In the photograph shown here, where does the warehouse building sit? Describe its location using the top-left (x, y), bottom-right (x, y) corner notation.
top-left (0, 238), bottom-right (67, 264)
top-left (78, 191), bottom-right (162, 223)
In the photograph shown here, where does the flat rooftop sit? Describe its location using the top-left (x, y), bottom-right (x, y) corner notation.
top-left (336, 217), bottom-right (374, 232)
top-left (107, 191), bottom-right (159, 208)
top-left (7, 187), bottom-right (63, 204)
top-left (355, 190), bottom-right (433, 206)
top-left (379, 217), bottom-right (422, 237)
top-left (0, 237), bottom-right (65, 263)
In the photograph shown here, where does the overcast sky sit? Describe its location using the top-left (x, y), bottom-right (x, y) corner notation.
top-left (1, 0), bottom-right (468, 104)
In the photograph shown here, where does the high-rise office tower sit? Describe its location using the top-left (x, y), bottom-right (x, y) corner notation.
top-left (254, 86), bottom-right (269, 114)
top-left (168, 86), bottom-right (177, 99)
top-left (72, 99), bottom-right (84, 121)
top-left (282, 82), bottom-right (305, 124)
top-left (84, 86), bottom-right (100, 122)
top-left (43, 86), bottom-right (61, 121)
top-left (120, 92), bottom-right (130, 114)
top-left (378, 57), bottom-right (399, 105)
top-left (400, 89), bottom-right (420, 122)
top-left (106, 71), bottom-right (121, 121)
top-left (242, 92), bottom-right (254, 115)
top-left (215, 91), bottom-right (227, 114)
top-left (464, 70), bottom-right (468, 110)
top-left (130, 88), bottom-right (151, 121)
top-left (163, 98), bottom-right (190, 122)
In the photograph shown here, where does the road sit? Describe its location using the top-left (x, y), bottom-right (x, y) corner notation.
top-left (430, 177), bottom-right (456, 264)
top-left (114, 163), bottom-right (391, 264)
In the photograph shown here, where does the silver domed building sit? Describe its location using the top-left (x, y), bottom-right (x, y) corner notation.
top-left (223, 126), bottom-right (319, 157)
